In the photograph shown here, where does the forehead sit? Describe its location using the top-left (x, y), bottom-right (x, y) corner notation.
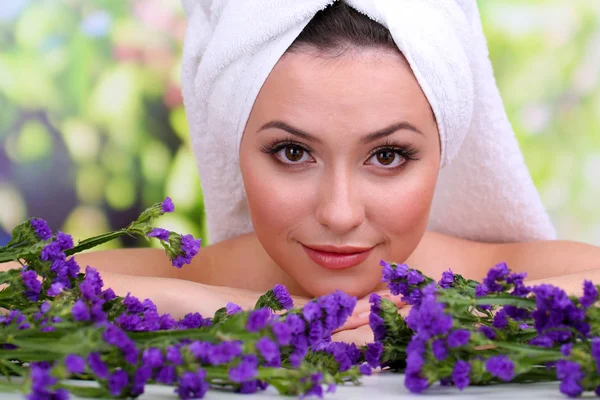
top-left (250, 49), bottom-right (435, 136)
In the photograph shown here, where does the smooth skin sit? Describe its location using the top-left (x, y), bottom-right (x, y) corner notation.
top-left (3, 47), bottom-right (600, 345)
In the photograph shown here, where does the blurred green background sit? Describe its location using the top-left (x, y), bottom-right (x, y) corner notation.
top-left (0, 0), bottom-right (599, 249)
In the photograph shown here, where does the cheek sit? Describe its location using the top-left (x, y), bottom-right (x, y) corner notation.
top-left (368, 165), bottom-right (438, 244)
top-left (241, 159), bottom-right (314, 240)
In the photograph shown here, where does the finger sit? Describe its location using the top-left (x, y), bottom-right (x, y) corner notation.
top-left (335, 313), bottom-right (370, 333)
top-left (331, 325), bottom-right (374, 346)
top-left (374, 292), bottom-right (407, 310)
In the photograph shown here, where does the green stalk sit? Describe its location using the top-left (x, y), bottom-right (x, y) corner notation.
top-left (64, 230), bottom-right (131, 257)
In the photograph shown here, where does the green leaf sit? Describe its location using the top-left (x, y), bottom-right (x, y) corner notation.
top-left (58, 384), bottom-right (110, 398)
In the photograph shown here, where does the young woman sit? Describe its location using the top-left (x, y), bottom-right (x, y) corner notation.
top-left (5, 2), bottom-right (600, 344)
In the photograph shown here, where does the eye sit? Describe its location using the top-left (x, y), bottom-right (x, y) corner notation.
top-left (367, 149), bottom-right (406, 169)
top-left (275, 144), bottom-right (312, 164)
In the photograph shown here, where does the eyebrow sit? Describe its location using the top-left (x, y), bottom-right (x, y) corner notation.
top-left (258, 120), bottom-right (424, 144)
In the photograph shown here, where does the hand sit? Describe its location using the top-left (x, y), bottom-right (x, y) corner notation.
top-left (331, 324), bottom-right (374, 346)
top-left (335, 290), bottom-right (405, 332)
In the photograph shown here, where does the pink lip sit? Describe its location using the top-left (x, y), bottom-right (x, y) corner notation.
top-left (301, 244), bottom-right (374, 270)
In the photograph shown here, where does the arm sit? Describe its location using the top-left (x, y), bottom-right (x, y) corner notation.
top-left (408, 232), bottom-right (600, 293)
top-left (491, 239), bottom-right (600, 295)
top-left (0, 244), bottom-right (310, 319)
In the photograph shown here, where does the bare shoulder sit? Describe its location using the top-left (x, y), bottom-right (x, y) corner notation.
top-left (405, 231), bottom-right (499, 281)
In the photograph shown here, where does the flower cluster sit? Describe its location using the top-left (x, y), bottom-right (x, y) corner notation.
top-left (0, 198), bottom-right (365, 399)
top-left (371, 259), bottom-right (600, 398)
top-left (380, 261), bottom-right (432, 306)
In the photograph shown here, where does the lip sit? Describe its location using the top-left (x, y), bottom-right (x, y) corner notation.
top-left (301, 243), bottom-right (374, 270)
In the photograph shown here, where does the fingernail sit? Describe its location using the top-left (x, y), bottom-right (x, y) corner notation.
top-left (358, 311), bottom-right (370, 319)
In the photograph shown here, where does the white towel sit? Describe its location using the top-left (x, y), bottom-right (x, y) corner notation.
top-left (180, 0), bottom-right (557, 245)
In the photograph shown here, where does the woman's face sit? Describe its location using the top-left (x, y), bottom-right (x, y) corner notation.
top-left (239, 48), bottom-right (441, 298)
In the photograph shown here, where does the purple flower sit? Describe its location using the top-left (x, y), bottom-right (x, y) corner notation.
top-left (285, 314), bottom-right (306, 335)
top-left (369, 293), bottom-right (386, 342)
top-left (591, 337), bottom-right (600, 371)
top-left (452, 360), bottom-right (471, 390)
top-left (359, 363), bottom-right (372, 376)
top-left (132, 366), bottom-right (152, 396)
top-left (0, 310), bottom-right (29, 329)
top-left (556, 360), bottom-right (584, 397)
top-left (31, 218), bottom-right (52, 240)
top-left (365, 342), bottom-right (383, 368)
top-left (270, 322), bottom-right (292, 346)
top-left (72, 300), bottom-right (90, 321)
top-left (143, 348), bottom-right (164, 369)
top-left (80, 266), bottom-right (104, 301)
top-left (405, 371), bottom-right (429, 393)
top-left (256, 337), bottom-right (280, 367)
top-left (102, 324), bottom-right (139, 364)
top-left (156, 365), bottom-right (177, 385)
top-left (176, 369), bottom-right (209, 400)
top-left (178, 312), bottom-right (208, 329)
top-left (147, 228), bottom-right (170, 241)
top-left (108, 370), bottom-right (129, 396)
top-left (238, 380), bottom-right (262, 394)
top-left (485, 356), bottom-right (515, 382)
top-left (447, 329), bottom-right (471, 348)
top-left (47, 282), bottom-right (64, 297)
top-left (40, 241), bottom-right (64, 262)
top-left (529, 335), bottom-right (553, 348)
top-left (21, 269), bottom-right (42, 301)
top-left (65, 354), bottom-right (86, 374)
top-left (63, 257), bottom-right (80, 278)
top-left (504, 305), bottom-right (530, 321)
top-left (302, 373), bottom-right (325, 398)
top-left (405, 283), bottom-right (452, 341)
top-left (407, 270), bottom-right (425, 285)
top-left (432, 339), bottom-right (447, 361)
top-left (324, 342), bottom-right (360, 372)
top-left (492, 309), bottom-right (508, 329)
top-left (580, 280), bottom-right (598, 309)
top-left (302, 302), bottom-right (321, 322)
top-left (246, 308), bottom-right (271, 332)
top-left (208, 341), bottom-right (243, 365)
top-left (166, 346), bottom-right (183, 365)
top-left (507, 272), bottom-right (530, 297)
top-left (308, 320), bottom-right (324, 345)
top-left (475, 284), bottom-right (488, 297)
top-left (87, 353), bottom-right (108, 379)
top-left (55, 231), bottom-right (74, 251)
top-left (226, 302), bottom-right (242, 315)
top-left (380, 260), bottom-right (409, 281)
top-left (438, 269), bottom-right (455, 289)
top-left (103, 288), bottom-right (116, 302)
top-left (561, 343), bottom-right (573, 357)
top-left (180, 234), bottom-right (201, 261)
top-left (162, 197), bottom-right (175, 213)
top-left (532, 284), bottom-right (587, 342)
top-left (229, 355), bottom-right (258, 383)
top-left (483, 262), bottom-right (510, 293)
top-left (28, 362), bottom-right (69, 400)
top-left (123, 293), bottom-right (143, 313)
top-left (479, 326), bottom-right (496, 340)
top-left (273, 284), bottom-right (294, 310)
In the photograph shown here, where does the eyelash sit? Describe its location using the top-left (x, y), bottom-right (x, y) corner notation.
top-left (260, 137), bottom-right (420, 171)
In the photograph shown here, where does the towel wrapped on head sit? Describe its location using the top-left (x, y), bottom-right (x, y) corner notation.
top-left (180, 0), bottom-right (556, 244)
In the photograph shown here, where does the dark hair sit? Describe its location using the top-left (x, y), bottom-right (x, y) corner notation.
top-left (287, 2), bottom-right (398, 56)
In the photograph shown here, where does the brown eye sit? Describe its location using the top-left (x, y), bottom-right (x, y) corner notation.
top-left (284, 146), bottom-right (304, 162)
top-left (376, 150), bottom-right (396, 165)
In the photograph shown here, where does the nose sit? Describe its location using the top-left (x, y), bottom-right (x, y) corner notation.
top-left (315, 169), bottom-right (365, 235)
